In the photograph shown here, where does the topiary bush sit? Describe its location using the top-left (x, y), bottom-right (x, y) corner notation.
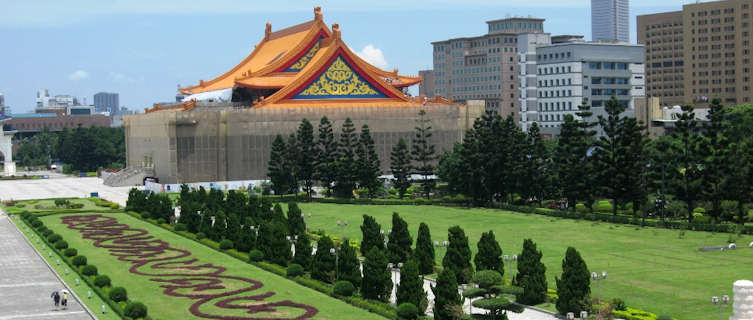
top-left (94, 275), bottom-right (111, 288)
top-left (54, 240), bottom-right (69, 250)
top-left (196, 232), bottom-right (206, 240)
top-left (219, 239), bottom-right (233, 250)
top-left (42, 229), bottom-right (53, 237)
top-left (594, 200), bottom-right (614, 213)
top-left (109, 286), bottom-right (127, 302)
top-left (397, 302), bottom-right (418, 320)
top-left (174, 223), bottom-right (186, 231)
top-left (140, 211), bottom-right (151, 219)
top-left (124, 301), bottom-right (148, 318)
top-left (286, 263), bottom-right (304, 277)
top-left (48, 234), bottom-right (62, 243)
top-left (31, 220), bottom-right (43, 228)
top-left (63, 248), bottom-right (78, 257)
top-left (575, 203), bottom-right (589, 213)
top-left (333, 280), bottom-right (355, 297)
top-left (81, 265), bottom-right (98, 276)
top-left (249, 249), bottom-right (264, 262)
top-left (71, 255), bottom-right (87, 267)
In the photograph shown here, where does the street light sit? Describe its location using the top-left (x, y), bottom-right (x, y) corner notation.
top-left (249, 225), bottom-right (260, 246)
top-left (592, 271), bottom-right (607, 315)
top-left (330, 247), bottom-right (338, 280)
top-left (337, 220), bottom-right (348, 240)
top-left (286, 235), bottom-right (298, 256)
top-left (711, 295), bottom-right (730, 320)
top-left (580, 311), bottom-right (588, 319)
top-left (304, 213), bottom-right (312, 233)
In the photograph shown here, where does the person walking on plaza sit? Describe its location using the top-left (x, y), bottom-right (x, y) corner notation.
top-left (50, 291), bottom-right (60, 309)
top-left (60, 290), bottom-right (68, 309)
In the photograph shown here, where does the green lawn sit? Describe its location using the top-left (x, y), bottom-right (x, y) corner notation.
top-left (298, 203), bottom-right (753, 320)
top-left (41, 211), bottom-right (386, 320)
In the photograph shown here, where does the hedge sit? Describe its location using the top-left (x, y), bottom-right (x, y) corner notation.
top-left (81, 265), bottom-right (98, 276)
top-left (109, 287), bottom-right (128, 302)
top-left (94, 275), bottom-right (111, 288)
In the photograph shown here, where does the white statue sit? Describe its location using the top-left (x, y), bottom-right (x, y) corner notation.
top-left (731, 280), bottom-right (753, 320)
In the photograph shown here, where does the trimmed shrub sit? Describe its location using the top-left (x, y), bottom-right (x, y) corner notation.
top-left (157, 218), bottom-right (166, 225)
top-left (124, 301), bottom-right (148, 318)
top-left (31, 220), bottom-right (43, 228)
top-left (196, 232), bottom-right (206, 240)
top-left (575, 203), bottom-right (589, 213)
top-left (63, 248), bottom-right (78, 257)
top-left (81, 265), bottom-right (98, 276)
top-left (109, 286), bottom-right (128, 302)
top-left (249, 249), bottom-right (264, 262)
top-left (42, 229), bottom-right (53, 237)
top-left (71, 255), bottom-right (87, 267)
top-left (54, 240), bottom-right (69, 250)
top-left (397, 302), bottom-right (419, 320)
top-left (334, 280), bottom-right (355, 297)
top-left (286, 264), bottom-right (304, 277)
top-left (140, 211), bottom-right (151, 219)
top-left (219, 239), bottom-right (233, 250)
top-left (94, 275), bottom-right (111, 288)
top-left (174, 223), bottom-right (187, 231)
top-left (47, 234), bottom-right (62, 243)
top-left (694, 215), bottom-right (711, 224)
top-left (37, 226), bottom-right (48, 233)
top-left (594, 200), bottom-right (614, 213)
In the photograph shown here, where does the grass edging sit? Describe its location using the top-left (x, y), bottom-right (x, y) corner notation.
top-left (125, 211), bottom-right (400, 319)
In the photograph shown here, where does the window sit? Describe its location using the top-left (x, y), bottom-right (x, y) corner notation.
top-left (592, 77), bottom-right (602, 84)
top-left (589, 62), bottom-right (601, 69)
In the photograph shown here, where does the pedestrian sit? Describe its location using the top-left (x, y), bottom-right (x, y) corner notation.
top-left (61, 291), bottom-right (68, 309)
top-left (50, 291), bottom-right (60, 308)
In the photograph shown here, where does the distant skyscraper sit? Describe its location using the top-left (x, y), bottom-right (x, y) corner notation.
top-left (592, 0), bottom-right (629, 42)
top-left (93, 92), bottom-right (119, 113)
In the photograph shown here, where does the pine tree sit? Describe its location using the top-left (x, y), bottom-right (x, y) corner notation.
top-left (594, 97), bottom-right (627, 215)
top-left (390, 138), bottom-right (412, 199)
top-left (387, 212), bottom-right (412, 264)
top-left (287, 202), bottom-right (306, 236)
top-left (360, 214), bottom-right (385, 255)
top-left (618, 117), bottom-right (648, 219)
top-left (396, 258), bottom-right (427, 315)
top-left (285, 133), bottom-right (300, 195)
top-left (523, 122), bottom-right (552, 204)
top-left (209, 211), bottom-right (227, 242)
top-left (225, 212), bottom-right (241, 244)
top-left (357, 124), bottom-right (382, 198)
top-left (296, 119), bottom-right (316, 199)
top-left (442, 226), bottom-right (472, 284)
top-left (268, 221), bottom-right (292, 266)
top-left (334, 118), bottom-right (359, 198)
top-left (556, 101), bottom-right (598, 210)
top-left (414, 222), bottom-right (435, 276)
top-left (312, 236), bottom-right (336, 283)
top-left (337, 239), bottom-right (362, 288)
top-left (361, 247), bottom-right (392, 302)
top-left (178, 200), bottom-right (201, 233)
top-left (315, 116), bottom-right (338, 195)
top-left (555, 247), bottom-right (591, 314)
top-left (271, 203), bottom-right (287, 225)
top-left (670, 105), bottom-right (703, 222)
top-left (700, 99), bottom-right (729, 223)
top-left (515, 239), bottom-right (547, 305)
top-left (432, 268), bottom-right (461, 320)
top-left (235, 222), bottom-right (255, 253)
top-left (474, 230), bottom-right (503, 274)
top-left (293, 233), bottom-right (313, 271)
top-left (268, 134), bottom-right (291, 196)
top-left (411, 109), bottom-right (437, 198)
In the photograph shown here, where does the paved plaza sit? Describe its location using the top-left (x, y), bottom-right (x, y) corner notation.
top-left (0, 174), bottom-right (135, 206)
top-left (0, 211), bottom-right (92, 320)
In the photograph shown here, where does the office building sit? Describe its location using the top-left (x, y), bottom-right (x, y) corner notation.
top-left (517, 33), bottom-right (553, 131)
top-left (638, 0), bottom-right (753, 107)
top-left (432, 17), bottom-right (546, 120)
top-left (94, 92), bottom-right (120, 113)
top-left (592, 0), bottom-right (630, 42)
top-left (418, 70), bottom-right (435, 97)
top-left (519, 40), bottom-right (645, 135)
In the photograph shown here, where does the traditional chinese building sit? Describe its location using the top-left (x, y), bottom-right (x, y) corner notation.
top-left (120, 7), bottom-right (483, 185)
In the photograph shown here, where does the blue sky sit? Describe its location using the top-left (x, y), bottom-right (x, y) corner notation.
top-left (0, 0), bottom-right (688, 113)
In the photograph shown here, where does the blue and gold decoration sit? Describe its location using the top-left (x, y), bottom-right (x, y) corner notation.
top-left (284, 38), bottom-right (322, 72)
top-left (292, 56), bottom-right (387, 99)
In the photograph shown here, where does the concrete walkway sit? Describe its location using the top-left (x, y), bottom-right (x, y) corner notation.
top-left (0, 175), bottom-right (135, 206)
top-left (0, 211), bottom-right (92, 320)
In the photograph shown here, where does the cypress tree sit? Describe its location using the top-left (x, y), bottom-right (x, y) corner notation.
top-left (390, 137), bottom-right (412, 199)
top-left (315, 116), bottom-right (338, 195)
top-left (411, 110), bottom-right (437, 198)
top-left (414, 222), bottom-right (435, 276)
top-left (555, 247), bottom-right (591, 314)
top-left (266, 221), bottom-right (291, 267)
top-left (334, 118), bottom-right (359, 198)
top-left (292, 233), bottom-right (313, 271)
top-left (225, 212), bottom-right (241, 244)
top-left (515, 239), bottom-right (548, 305)
top-left (271, 203), bottom-right (287, 225)
top-left (473, 230), bottom-right (503, 274)
top-left (361, 247), bottom-right (392, 302)
top-left (235, 222), bottom-right (255, 253)
top-left (178, 200), bottom-right (201, 233)
top-left (337, 239), bottom-right (362, 288)
top-left (296, 119), bottom-right (316, 199)
top-left (357, 124), bottom-right (382, 198)
top-left (285, 133), bottom-right (300, 195)
top-left (287, 202), bottom-right (306, 236)
top-left (396, 258), bottom-right (427, 315)
top-left (431, 268), bottom-right (461, 320)
top-left (268, 134), bottom-right (291, 196)
top-left (442, 226), bottom-right (472, 284)
top-left (312, 236), bottom-right (336, 283)
top-left (209, 211), bottom-right (226, 242)
top-left (387, 212), bottom-right (412, 264)
top-left (360, 214), bottom-right (384, 255)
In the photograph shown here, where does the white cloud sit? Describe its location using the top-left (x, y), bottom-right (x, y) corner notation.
top-left (68, 70), bottom-right (89, 81)
top-left (356, 44), bottom-right (388, 69)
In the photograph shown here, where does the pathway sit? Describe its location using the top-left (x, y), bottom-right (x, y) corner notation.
top-left (0, 175), bottom-right (135, 206)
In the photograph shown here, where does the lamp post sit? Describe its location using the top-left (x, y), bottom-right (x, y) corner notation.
top-left (591, 271), bottom-right (607, 316)
top-left (503, 254), bottom-right (518, 283)
top-left (249, 225), bottom-right (260, 246)
top-left (286, 235), bottom-right (298, 256)
top-left (337, 220), bottom-right (348, 241)
top-left (381, 229), bottom-right (391, 248)
top-left (304, 213), bottom-right (312, 233)
top-left (434, 240), bottom-right (448, 266)
top-left (330, 247), bottom-right (338, 280)
top-left (580, 311), bottom-right (589, 319)
top-left (711, 295), bottom-right (730, 320)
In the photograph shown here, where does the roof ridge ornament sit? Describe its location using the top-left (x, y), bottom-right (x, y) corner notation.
top-left (265, 22), bottom-right (272, 40)
top-left (332, 23), bottom-right (341, 40)
top-left (314, 6), bottom-right (323, 21)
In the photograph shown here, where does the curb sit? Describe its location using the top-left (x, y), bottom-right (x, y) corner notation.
top-left (5, 212), bottom-right (99, 320)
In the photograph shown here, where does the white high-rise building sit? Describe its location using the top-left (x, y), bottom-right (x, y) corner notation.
top-left (591, 0), bottom-right (629, 43)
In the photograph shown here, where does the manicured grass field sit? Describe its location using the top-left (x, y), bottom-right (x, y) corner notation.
top-left (41, 211), bottom-right (386, 320)
top-left (298, 203), bottom-right (753, 320)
